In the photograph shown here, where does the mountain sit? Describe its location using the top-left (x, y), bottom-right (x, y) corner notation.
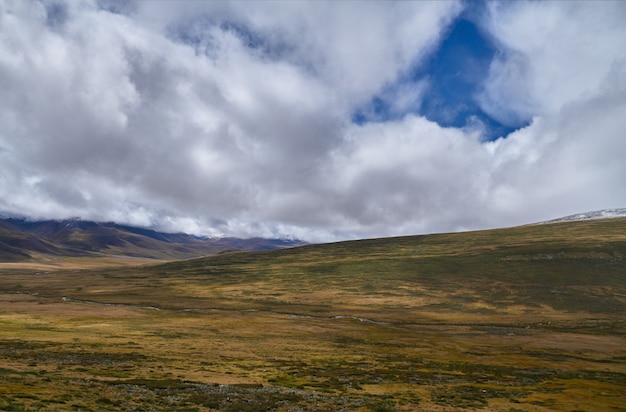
top-left (538, 208), bottom-right (626, 224)
top-left (0, 218), bottom-right (305, 261)
top-left (0, 220), bottom-right (71, 261)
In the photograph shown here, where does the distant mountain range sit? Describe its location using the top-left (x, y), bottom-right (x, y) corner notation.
top-left (0, 218), bottom-right (306, 261)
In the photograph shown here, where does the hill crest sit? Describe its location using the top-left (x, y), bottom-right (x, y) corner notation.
top-left (538, 208), bottom-right (626, 224)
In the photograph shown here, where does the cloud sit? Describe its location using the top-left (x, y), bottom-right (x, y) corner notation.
top-left (324, 117), bottom-right (490, 235)
top-left (0, 0), bottom-right (624, 242)
top-left (478, 1), bottom-right (626, 124)
top-left (488, 73), bottom-right (626, 224)
top-left (134, 0), bottom-right (462, 106)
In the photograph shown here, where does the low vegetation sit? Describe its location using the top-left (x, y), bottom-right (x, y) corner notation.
top-left (0, 218), bottom-right (625, 410)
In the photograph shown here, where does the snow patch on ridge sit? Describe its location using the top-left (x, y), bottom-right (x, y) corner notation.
top-left (539, 209), bottom-right (626, 224)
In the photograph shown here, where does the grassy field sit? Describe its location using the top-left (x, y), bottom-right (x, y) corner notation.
top-left (0, 218), bottom-right (625, 411)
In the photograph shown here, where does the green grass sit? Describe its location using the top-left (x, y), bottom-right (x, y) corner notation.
top-left (0, 218), bottom-right (625, 410)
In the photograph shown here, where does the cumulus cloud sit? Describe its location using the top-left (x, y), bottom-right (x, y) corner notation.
top-left (134, 1), bottom-right (461, 106)
top-left (478, 1), bottom-right (626, 124)
top-left (0, 0), bottom-right (624, 242)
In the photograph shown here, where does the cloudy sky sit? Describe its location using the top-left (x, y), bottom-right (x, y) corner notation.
top-left (1, 0), bottom-right (625, 242)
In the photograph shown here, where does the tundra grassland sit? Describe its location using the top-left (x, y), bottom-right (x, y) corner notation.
top-left (0, 218), bottom-right (625, 411)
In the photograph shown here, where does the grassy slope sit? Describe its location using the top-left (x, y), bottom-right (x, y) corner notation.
top-left (0, 218), bottom-right (624, 411)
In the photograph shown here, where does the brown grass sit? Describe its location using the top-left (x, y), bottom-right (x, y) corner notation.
top-left (0, 254), bottom-right (164, 270)
top-left (0, 218), bottom-right (625, 410)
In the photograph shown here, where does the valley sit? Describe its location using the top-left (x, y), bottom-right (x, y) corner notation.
top-left (0, 218), bottom-right (625, 411)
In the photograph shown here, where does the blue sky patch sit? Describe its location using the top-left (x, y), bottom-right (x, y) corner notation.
top-left (353, 11), bottom-right (530, 140)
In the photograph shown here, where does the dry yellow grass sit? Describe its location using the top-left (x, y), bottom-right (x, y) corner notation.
top-left (0, 254), bottom-right (163, 270)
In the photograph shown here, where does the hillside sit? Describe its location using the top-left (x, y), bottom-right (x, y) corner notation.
top-left (0, 218), bottom-right (305, 261)
top-left (0, 217), bottom-right (624, 411)
top-left (111, 216), bottom-right (626, 321)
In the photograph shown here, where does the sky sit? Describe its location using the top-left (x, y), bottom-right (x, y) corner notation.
top-left (1, 0), bottom-right (625, 242)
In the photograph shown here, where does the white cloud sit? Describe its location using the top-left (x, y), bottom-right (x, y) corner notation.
top-left (0, 0), bottom-right (624, 242)
top-left (325, 116), bottom-right (493, 237)
top-left (134, 0), bottom-right (462, 107)
top-left (478, 1), bottom-right (626, 124)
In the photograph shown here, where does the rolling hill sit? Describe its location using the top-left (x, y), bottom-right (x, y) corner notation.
top-left (0, 216), bottom-right (624, 410)
top-left (0, 217), bottom-right (305, 261)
